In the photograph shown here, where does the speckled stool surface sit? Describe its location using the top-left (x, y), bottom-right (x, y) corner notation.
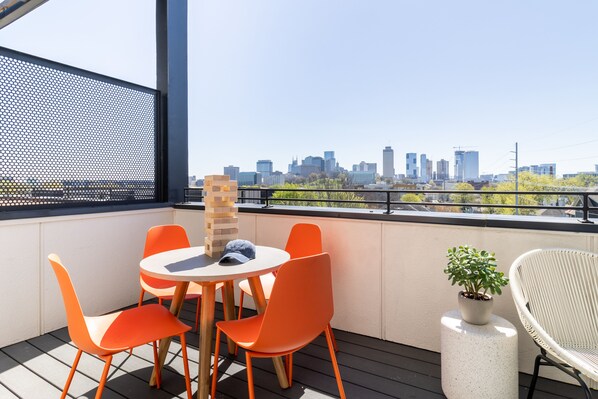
top-left (441, 309), bottom-right (518, 399)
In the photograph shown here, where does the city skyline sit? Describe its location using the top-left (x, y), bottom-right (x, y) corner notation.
top-left (216, 146), bottom-right (593, 181)
top-left (0, 1), bottom-right (596, 178)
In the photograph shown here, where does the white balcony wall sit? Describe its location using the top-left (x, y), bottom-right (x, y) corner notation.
top-left (1, 206), bottom-right (596, 385)
top-left (176, 209), bottom-right (597, 384)
top-left (0, 208), bottom-right (174, 348)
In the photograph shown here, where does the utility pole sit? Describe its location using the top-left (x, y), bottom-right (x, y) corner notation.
top-left (511, 142), bottom-right (519, 215)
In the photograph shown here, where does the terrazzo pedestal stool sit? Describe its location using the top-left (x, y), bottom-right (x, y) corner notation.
top-left (441, 309), bottom-right (518, 399)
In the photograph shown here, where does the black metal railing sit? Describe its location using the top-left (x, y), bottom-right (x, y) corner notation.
top-left (184, 187), bottom-right (597, 224)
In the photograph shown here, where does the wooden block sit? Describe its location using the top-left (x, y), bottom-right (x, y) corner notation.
top-left (206, 228), bottom-right (238, 237)
top-left (204, 198), bottom-right (236, 208)
top-left (204, 182), bottom-right (238, 192)
top-left (205, 206), bottom-right (237, 213)
top-left (204, 237), bottom-right (227, 258)
top-left (207, 233), bottom-right (238, 242)
top-left (205, 175), bottom-right (230, 183)
top-left (206, 191), bottom-right (238, 199)
top-left (205, 217), bottom-right (238, 230)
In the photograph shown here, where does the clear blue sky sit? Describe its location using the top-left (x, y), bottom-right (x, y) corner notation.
top-left (1, 0), bottom-right (597, 177)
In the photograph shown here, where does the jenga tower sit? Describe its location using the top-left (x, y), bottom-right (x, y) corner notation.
top-left (203, 175), bottom-right (238, 258)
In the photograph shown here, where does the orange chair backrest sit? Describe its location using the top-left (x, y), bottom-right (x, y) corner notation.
top-left (249, 253), bottom-right (334, 354)
top-left (285, 223), bottom-right (322, 259)
top-left (141, 225), bottom-right (191, 288)
top-left (48, 254), bottom-right (105, 355)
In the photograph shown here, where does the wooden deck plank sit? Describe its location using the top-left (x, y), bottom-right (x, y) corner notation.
top-left (0, 299), bottom-right (595, 399)
top-left (0, 383), bottom-right (19, 398)
top-left (0, 349), bottom-right (64, 398)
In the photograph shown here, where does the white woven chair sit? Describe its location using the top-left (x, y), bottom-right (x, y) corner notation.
top-left (510, 248), bottom-right (598, 399)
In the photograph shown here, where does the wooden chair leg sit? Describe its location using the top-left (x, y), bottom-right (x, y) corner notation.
top-left (211, 328), bottom-right (222, 399)
top-left (180, 333), bottom-right (193, 399)
top-left (238, 290), bottom-right (245, 320)
top-left (245, 352), bottom-right (256, 399)
top-left (326, 326), bottom-right (346, 399)
top-left (137, 289), bottom-right (145, 307)
top-left (194, 296), bottom-right (201, 332)
top-left (152, 341), bottom-right (161, 389)
top-left (61, 349), bottom-right (82, 399)
top-left (95, 355), bottom-right (113, 399)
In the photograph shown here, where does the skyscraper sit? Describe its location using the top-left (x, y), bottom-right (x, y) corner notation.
top-left (420, 154), bottom-right (428, 181)
top-left (454, 150), bottom-right (465, 181)
top-left (324, 151), bottom-right (336, 174)
top-left (382, 146), bottom-right (394, 178)
top-left (223, 165), bottom-right (240, 181)
top-left (437, 159), bottom-right (449, 180)
top-left (455, 150), bottom-right (479, 181)
top-left (406, 153), bottom-right (418, 179)
top-left (463, 151), bottom-right (479, 180)
top-left (256, 160), bottom-right (273, 176)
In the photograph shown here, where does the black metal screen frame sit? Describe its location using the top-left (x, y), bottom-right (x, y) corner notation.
top-left (0, 46), bottom-right (163, 218)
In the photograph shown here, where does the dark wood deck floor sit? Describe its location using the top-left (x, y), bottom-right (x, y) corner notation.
top-left (0, 300), bottom-right (593, 399)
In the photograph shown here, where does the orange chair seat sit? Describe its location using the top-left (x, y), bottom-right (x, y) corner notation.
top-left (217, 314), bottom-right (264, 350)
top-left (88, 304), bottom-right (190, 353)
top-left (238, 274), bottom-right (275, 300)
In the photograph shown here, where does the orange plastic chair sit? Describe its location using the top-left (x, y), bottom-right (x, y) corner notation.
top-left (212, 253), bottom-right (346, 399)
top-left (237, 223), bottom-right (337, 351)
top-left (139, 224), bottom-right (221, 331)
top-left (48, 254), bottom-right (192, 399)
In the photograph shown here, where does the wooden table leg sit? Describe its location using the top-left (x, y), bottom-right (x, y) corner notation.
top-left (198, 283), bottom-right (216, 399)
top-left (150, 281), bottom-right (189, 386)
top-left (222, 280), bottom-right (237, 354)
top-left (247, 276), bottom-right (289, 389)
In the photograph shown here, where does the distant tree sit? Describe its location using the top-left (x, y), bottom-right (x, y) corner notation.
top-left (449, 183), bottom-right (476, 212)
top-left (481, 172), bottom-right (556, 215)
top-left (400, 193), bottom-right (424, 202)
top-left (270, 182), bottom-right (366, 208)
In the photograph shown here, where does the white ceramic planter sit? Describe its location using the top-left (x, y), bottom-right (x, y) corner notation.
top-left (458, 291), bottom-right (493, 325)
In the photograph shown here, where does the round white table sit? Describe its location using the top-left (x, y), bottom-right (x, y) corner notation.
top-left (140, 245), bottom-right (290, 399)
top-left (441, 309), bottom-right (518, 399)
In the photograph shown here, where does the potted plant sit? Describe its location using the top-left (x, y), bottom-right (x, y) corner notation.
top-left (444, 245), bottom-right (509, 325)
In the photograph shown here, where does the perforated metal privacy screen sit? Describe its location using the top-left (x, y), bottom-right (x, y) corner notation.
top-left (0, 47), bottom-right (160, 210)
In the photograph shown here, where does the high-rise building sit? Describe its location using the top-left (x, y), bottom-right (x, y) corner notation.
top-left (463, 151), bottom-right (479, 180)
top-left (454, 150), bottom-right (479, 181)
top-left (353, 161), bottom-right (377, 173)
top-left (437, 159), bottom-right (449, 180)
top-left (406, 153), bottom-right (418, 179)
top-left (303, 156), bottom-right (325, 170)
top-left (523, 163), bottom-right (557, 177)
top-left (238, 171), bottom-right (261, 186)
top-left (288, 157), bottom-right (300, 174)
top-left (426, 159), bottom-right (433, 180)
top-left (256, 160), bottom-right (273, 176)
top-left (454, 150), bottom-right (465, 181)
top-left (420, 154), bottom-right (428, 181)
top-left (382, 146), bottom-right (395, 178)
top-left (324, 151), bottom-right (336, 174)
top-left (223, 165), bottom-right (240, 181)
top-left (263, 171), bottom-right (285, 186)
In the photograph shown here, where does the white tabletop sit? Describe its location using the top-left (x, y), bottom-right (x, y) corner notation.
top-left (140, 245), bottom-right (290, 283)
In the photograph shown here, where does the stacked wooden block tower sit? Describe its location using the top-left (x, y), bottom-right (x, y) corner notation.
top-left (204, 175), bottom-right (238, 258)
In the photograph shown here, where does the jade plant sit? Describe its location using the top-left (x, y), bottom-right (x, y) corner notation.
top-left (444, 245), bottom-right (509, 300)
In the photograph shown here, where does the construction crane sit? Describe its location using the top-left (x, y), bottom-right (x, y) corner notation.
top-left (452, 146), bottom-right (478, 151)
